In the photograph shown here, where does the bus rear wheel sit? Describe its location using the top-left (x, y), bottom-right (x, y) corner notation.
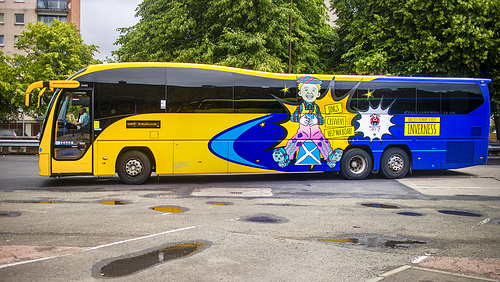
top-left (380, 148), bottom-right (410, 179)
top-left (117, 151), bottom-right (151, 185)
top-left (340, 148), bottom-right (372, 180)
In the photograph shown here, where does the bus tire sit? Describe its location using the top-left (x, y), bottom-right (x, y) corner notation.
top-left (380, 148), bottom-right (410, 179)
top-left (117, 151), bottom-right (151, 185)
top-left (340, 148), bottom-right (372, 180)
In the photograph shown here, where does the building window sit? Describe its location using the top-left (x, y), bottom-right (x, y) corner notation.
top-left (38, 15), bottom-right (67, 25)
top-left (0, 35), bottom-right (4, 47)
top-left (37, 0), bottom-right (68, 10)
top-left (15, 0), bottom-right (26, 2)
top-left (15, 14), bottom-right (25, 25)
top-left (0, 13), bottom-right (4, 24)
top-left (14, 36), bottom-right (21, 46)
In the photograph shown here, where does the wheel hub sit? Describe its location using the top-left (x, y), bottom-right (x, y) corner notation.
top-left (349, 156), bottom-right (366, 174)
top-left (125, 159), bottom-right (143, 176)
top-left (388, 155), bottom-right (404, 172)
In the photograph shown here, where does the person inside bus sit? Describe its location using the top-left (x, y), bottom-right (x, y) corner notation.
top-left (273, 76), bottom-right (343, 168)
top-left (76, 107), bottom-right (90, 129)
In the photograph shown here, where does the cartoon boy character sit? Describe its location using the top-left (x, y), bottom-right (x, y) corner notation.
top-left (273, 76), bottom-right (343, 168)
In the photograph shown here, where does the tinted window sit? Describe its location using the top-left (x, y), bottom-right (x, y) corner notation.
top-left (417, 83), bottom-right (483, 115)
top-left (439, 83), bottom-right (484, 114)
top-left (347, 81), bottom-right (416, 114)
top-left (234, 74), bottom-right (297, 113)
top-left (376, 82), bottom-right (416, 114)
top-left (167, 68), bottom-right (233, 113)
top-left (417, 83), bottom-right (442, 114)
top-left (94, 83), bottom-right (165, 132)
top-left (333, 80), bottom-right (359, 99)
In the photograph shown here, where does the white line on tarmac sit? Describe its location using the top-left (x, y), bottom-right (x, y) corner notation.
top-left (89, 225), bottom-right (196, 250)
top-left (0, 226), bottom-right (196, 269)
top-left (0, 255), bottom-right (69, 270)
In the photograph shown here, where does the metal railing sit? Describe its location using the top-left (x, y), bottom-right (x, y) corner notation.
top-left (0, 139), bottom-right (40, 147)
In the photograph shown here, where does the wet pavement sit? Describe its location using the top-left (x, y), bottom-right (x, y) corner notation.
top-left (0, 155), bottom-right (499, 281)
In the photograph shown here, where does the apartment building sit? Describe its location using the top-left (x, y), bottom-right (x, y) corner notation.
top-left (0, 0), bottom-right (80, 56)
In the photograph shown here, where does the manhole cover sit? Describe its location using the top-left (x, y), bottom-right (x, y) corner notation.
top-left (239, 214), bottom-right (288, 224)
top-left (437, 210), bottom-right (482, 217)
top-left (95, 242), bottom-right (206, 278)
top-left (191, 188), bottom-right (272, 197)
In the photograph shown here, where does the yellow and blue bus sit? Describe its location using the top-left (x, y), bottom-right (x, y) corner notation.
top-left (25, 62), bottom-right (491, 184)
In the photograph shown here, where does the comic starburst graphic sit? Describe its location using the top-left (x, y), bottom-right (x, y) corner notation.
top-left (355, 101), bottom-right (395, 143)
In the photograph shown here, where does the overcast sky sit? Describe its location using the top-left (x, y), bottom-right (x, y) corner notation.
top-left (80, 0), bottom-right (143, 61)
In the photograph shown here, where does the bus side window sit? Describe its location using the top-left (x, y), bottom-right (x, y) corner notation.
top-left (379, 82), bottom-right (417, 115)
top-left (167, 68), bottom-right (233, 113)
top-left (94, 82), bottom-right (166, 133)
top-left (234, 74), bottom-right (297, 113)
top-left (417, 83), bottom-right (442, 114)
top-left (440, 83), bottom-right (483, 115)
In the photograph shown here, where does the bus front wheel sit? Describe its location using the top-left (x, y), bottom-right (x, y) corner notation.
top-left (380, 148), bottom-right (410, 179)
top-left (340, 148), bottom-right (372, 180)
top-left (117, 151), bottom-right (151, 185)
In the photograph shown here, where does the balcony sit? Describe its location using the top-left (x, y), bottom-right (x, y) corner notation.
top-left (37, 0), bottom-right (68, 11)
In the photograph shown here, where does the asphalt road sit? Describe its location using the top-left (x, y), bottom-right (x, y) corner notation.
top-left (0, 155), bottom-right (499, 281)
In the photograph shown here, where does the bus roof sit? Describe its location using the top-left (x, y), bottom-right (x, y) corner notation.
top-left (70, 62), bottom-right (491, 84)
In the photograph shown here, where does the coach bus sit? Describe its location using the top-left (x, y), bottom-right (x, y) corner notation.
top-left (25, 63), bottom-right (491, 184)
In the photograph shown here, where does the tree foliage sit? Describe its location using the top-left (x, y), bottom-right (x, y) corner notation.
top-left (0, 21), bottom-right (99, 118)
top-left (330, 0), bottom-right (500, 115)
top-left (113, 0), bottom-right (334, 73)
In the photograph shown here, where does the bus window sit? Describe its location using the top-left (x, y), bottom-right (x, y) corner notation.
top-left (417, 83), bottom-right (442, 114)
top-left (53, 90), bottom-right (91, 160)
top-left (376, 82), bottom-right (417, 114)
top-left (440, 83), bottom-right (484, 114)
top-left (167, 68), bottom-right (233, 113)
top-left (234, 74), bottom-right (297, 113)
top-left (333, 80), bottom-right (358, 99)
top-left (94, 82), bottom-right (166, 133)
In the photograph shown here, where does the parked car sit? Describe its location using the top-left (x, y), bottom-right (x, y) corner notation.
top-left (14, 130), bottom-right (28, 136)
top-left (0, 130), bottom-right (17, 136)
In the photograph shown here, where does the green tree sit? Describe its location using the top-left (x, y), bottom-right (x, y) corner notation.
top-left (330, 0), bottom-right (500, 136)
top-left (5, 21), bottom-right (99, 116)
top-left (113, 0), bottom-right (334, 74)
top-left (0, 52), bottom-right (20, 121)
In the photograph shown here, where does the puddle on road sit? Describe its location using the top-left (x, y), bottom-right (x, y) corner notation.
top-left (397, 212), bottom-right (424, 217)
top-left (258, 203), bottom-right (306, 207)
top-left (319, 238), bottom-right (359, 243)
top-left (360, 203), bottom-right (400, 209)
top-left (99, 201), bottom-right (126, 205)
top-left (0, 211), bottom-right (21, 217)
top-left (150, 206), bottom-right (187, 213)
top-left (97, 242), bottom-right (205, 278)
top-left (438, 210), bottom-right (482, 217)
top-left (208, 201), bottom-right (233, 206)
top-left (318, 234), bottom-right (427, 249)
top-left (24, 201), bottom-right (58, 204)
top-left (239, 214), bottom-right (288, 224)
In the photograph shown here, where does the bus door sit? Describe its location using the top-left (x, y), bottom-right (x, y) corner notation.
top-left (51, 89), bottom-right (93, 174)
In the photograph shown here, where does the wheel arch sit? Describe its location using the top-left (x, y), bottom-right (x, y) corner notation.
top-left (116, 147), bottom-right (156, 173)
